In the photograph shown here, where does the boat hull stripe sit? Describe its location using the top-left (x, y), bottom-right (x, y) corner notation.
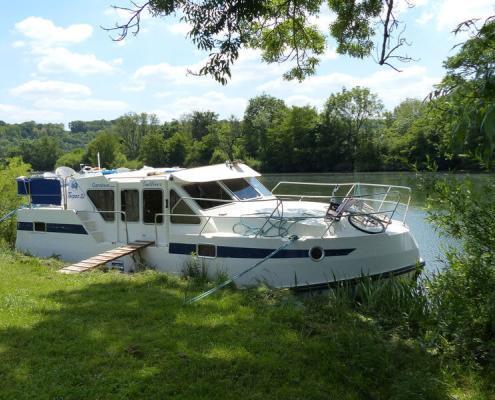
top-left (292, 261), bottom-right (426, 292)
top-left (17, 222), bottom-right (87, 235)
top-left (169, 242), bottom-right (354, 258)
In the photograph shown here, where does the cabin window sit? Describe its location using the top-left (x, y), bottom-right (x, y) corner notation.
top-left (198, 244), bottom-right (216, 258)
top-left (170, 189), bottom-right (201, 224)
top-left (87, 190), bottom-right (115, 221)
top-left (121, 190), bottom-right (139, 222)
top-left (222, 178), bottom-right (260, 200)
top-left (182, 181), bottom-right (232, 209)
top-left (34, 222), bottom-right (46, 232)
top-left (143, 189), bottom-right (163, 224)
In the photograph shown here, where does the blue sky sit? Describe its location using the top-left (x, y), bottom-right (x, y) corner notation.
top-left (0, 0), bottom-right (493, 125)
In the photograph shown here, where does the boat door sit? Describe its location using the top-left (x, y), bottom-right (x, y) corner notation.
top-left (142, 181), bottom-right (168, 245)
top-left (117, 181), bottom-right (142, 243)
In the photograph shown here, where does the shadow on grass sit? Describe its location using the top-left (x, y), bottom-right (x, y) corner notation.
top-left (0, 271), bottom-right (468, 400)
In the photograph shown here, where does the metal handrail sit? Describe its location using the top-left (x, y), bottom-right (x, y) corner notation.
top-left (272, 181), bottom-right (411, 223)
top-left (150, 182), bottom-right (410, 242)
top-left (255, 198), bottom-right (283, 238)
top-left (76, 210), bottom-right (129, 243)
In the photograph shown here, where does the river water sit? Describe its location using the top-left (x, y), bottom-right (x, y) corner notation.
top-left (260, 171), bottom-right (495, 274)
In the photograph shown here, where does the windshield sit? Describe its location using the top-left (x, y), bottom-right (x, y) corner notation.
top-left (222, 178), bottom-right (260, 200)
top-left (182, 181), bottom-right (232, 209)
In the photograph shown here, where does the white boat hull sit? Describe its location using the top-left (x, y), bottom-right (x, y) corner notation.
top-left (15, 208), bottom-right (421, 289)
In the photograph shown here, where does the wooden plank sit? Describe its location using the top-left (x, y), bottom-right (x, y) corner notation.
top-left (59, 241), bottom-right (154, 274)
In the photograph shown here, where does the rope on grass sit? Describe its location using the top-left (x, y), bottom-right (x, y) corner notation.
top-left (184, 235), bottom-right (299, 305)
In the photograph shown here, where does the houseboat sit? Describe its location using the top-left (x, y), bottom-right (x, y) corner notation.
top-left (15, 161), bottom-right (423, 290)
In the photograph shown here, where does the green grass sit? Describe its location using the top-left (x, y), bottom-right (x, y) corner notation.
top-left (0, 251), bottom-right (492, 400)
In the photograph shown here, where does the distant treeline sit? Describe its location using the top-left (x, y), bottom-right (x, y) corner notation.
top-left (1, 16), bottom-right (493, 173)
top-left (0, 87), bottom-right (488, 173)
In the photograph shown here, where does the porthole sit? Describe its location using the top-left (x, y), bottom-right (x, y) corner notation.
top-left (309, 246), bottom-right (324, 262)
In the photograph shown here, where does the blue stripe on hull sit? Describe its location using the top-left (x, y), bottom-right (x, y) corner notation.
top-left (169, 242), bottom-right (354, 259)
top-left (17, 222), bottom-right (87, 235)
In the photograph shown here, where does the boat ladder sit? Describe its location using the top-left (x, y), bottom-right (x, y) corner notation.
top-left (58, 240), bottom-right (154, 274)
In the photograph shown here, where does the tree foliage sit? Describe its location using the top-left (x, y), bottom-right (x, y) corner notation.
top-left (0, 158), bottom-right (30, 246)
top-left (324, 87), bottom-right (383, 170)
top-left (434, 16), bottom-right (495, 168)
top-left (106, 0), bottom-right (416, 83)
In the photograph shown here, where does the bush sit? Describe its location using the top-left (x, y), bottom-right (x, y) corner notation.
top-left (426, 178), bottom-right (495, 364)
top-left (0, 158), bottom-right (31, 246)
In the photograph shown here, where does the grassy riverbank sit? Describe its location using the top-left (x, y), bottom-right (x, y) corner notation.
top-left (0, 250), bottom-right (493, 400)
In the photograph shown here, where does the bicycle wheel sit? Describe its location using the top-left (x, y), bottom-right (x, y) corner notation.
top-left (348, 214), bottom-right (385, 234)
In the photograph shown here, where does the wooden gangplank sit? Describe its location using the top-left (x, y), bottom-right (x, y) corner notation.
top-left (59, 240), bottom-right (154, 274)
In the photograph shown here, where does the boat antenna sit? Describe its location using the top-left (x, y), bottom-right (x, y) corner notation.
top-left (97, 152), bottom-right (101, 169)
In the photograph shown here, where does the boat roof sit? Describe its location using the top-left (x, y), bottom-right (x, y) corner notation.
top-left (171, 162), bottom-right (260, 183)
top-left (75, 162), bottom-right (260, 183)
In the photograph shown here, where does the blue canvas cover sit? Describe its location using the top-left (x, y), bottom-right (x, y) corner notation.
top-left (17, 177), bottom-right (61, 205)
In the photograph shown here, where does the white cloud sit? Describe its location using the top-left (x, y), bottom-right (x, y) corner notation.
top-left (103, 6), bottom-right (152, 21)
top-left (14, 17), bottom-right (92, 48)
top-left (321, 47), bottom-right (338, 61)
top-left (10, 80), bottom-right (92, 98)
top-left (166, 22), bottom-right (192, 35)
top-left (0, 103), bottom-right (63, 123)
top-left (12, 40), bottom-right (26, 48)
top-left (434, 0), bottom-right (494, 31)
top-left (13, 16), bottom-right (116, 76)
top-left (132, 59), bottom-right (212, 88)
top-left (285, 95), bottom-right (320, 107)
top-left (154, 91), bottom-right (173, 98)
top-left (309, 13), bottom-right (335, 32)
top-left (416, 11), bottom-right (434, 25)
top-left (35, 47), bottom-right (115, 76)
top-left (151, 92), bottom-right (247, 120)
top-left (257, 66), bottom-right (440, 110)
top-left (33, 97), bottom-right (128, 112)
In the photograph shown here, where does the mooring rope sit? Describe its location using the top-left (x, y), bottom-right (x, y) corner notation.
top-left (184, 234), bottom-right (299, 305)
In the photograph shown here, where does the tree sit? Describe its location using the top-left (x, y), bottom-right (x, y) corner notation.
top-left (105, 0), bottom-right (415, 83)
top-left (85, 132), bottom-right (120, 168)
top-left (381, 98), bottom-right (425, 169)
top-left (432, 16), bottom-right (495, 168)
top-left (55, 148), bottom-right (85, 170)
top-left (243, 95), bottom-right (288, 158)
top-left (323, 87), bottom-right (383, 170)
top-left (140, 132), bottom-right (167, 166)
top-left (114, 112), bottom-right (160, 160)
top-left (264, 106), bottom-right (319, 172)
top-left (188, 111), bottom-right (218, 140)
top-left (215, 117), bottom-right (243, 161)
top-left (19, 135), bottom-right (61, 171)
top-left (164, 132), bottom-right (188, 166)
